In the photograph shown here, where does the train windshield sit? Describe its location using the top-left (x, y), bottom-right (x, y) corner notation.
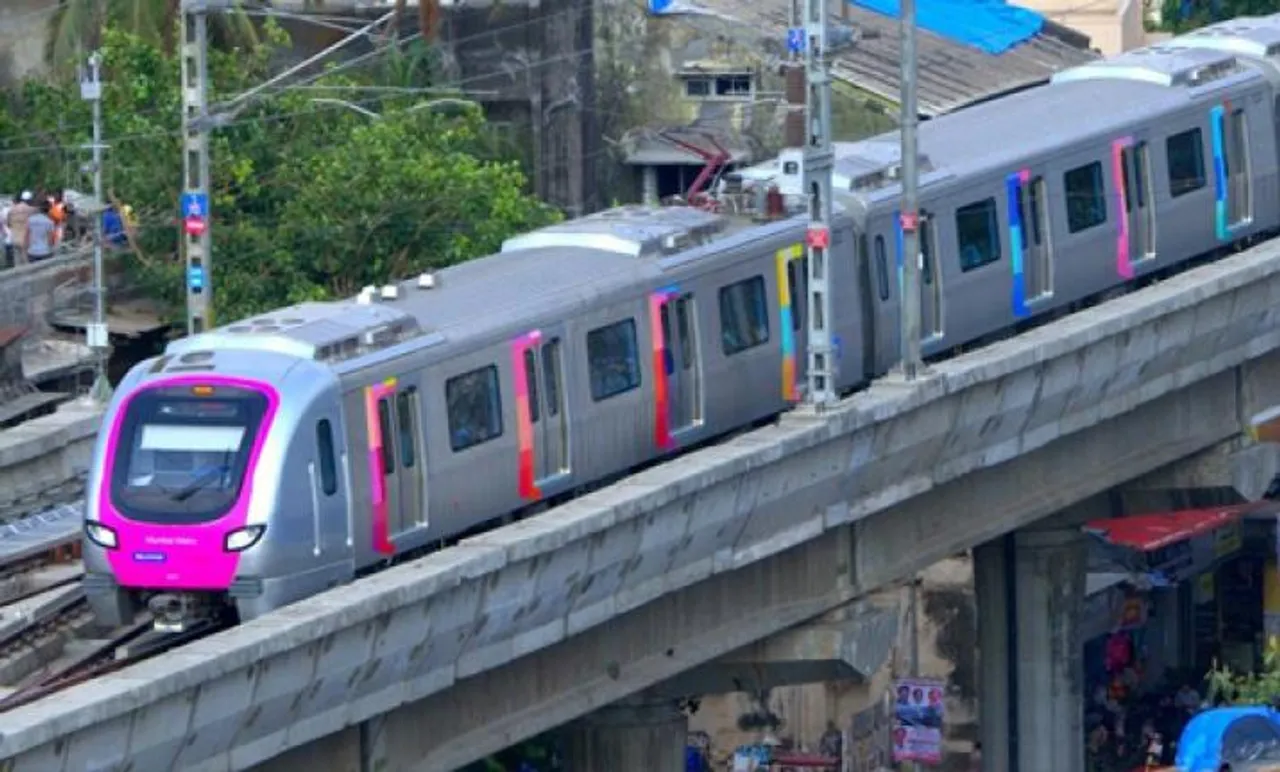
top-left (109, 385), bottom-right (269, 525)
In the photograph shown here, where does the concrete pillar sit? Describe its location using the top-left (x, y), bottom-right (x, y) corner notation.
top-left (642, 165), bottom-right (659, 206)
top-left (563, 694), bottom-right (688, 772)
top-left (973, 537), bottom-right (1011, 772)
top-left (1013, 528), bottom-right (1087, 772)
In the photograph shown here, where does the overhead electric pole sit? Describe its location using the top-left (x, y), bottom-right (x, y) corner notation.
top-left (180, 0), bottom-right (215, 335)
top-left (802, 0), bottom-right (836, 409)
top-left (81, 51), bottom-right (111, 402)
top-left (899, 0), bottom-right (923, 380)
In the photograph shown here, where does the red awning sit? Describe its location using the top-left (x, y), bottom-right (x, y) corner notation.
top-left (1085, 501), bottom-right (1277, 552)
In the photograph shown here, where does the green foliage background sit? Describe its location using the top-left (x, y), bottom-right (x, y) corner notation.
top-left (0, 22), bottom-right (559, 324)
top-left (1206, 639), bottom-right (1280, 705)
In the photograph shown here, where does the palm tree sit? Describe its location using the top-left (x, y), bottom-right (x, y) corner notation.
top-left (45, 0), bottom-right (260, 70)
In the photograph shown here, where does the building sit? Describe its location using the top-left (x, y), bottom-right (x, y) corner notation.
top-left (1017, 0), bottom-right (1148, 55)
top-left (611, 0), bottom-right (1098, 205)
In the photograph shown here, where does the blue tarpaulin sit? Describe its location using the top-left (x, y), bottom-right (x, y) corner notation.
top-left (851, 0), bottom-right (1045, 55)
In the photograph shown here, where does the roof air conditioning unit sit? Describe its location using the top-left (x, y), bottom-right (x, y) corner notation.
top-left (418, 272), bottom-right (436, 289)
top-left (380, 284), bottom-right (399, 300)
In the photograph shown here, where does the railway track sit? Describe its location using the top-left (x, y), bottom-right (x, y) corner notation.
top-left (0, 497), bottom-right (230, 714)
top-left (0, 499), bottom-right (91, 694)
top-left (0, 615), bottom-right (226, 714)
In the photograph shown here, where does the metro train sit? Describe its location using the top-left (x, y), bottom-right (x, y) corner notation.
top-left (81, 14), bottom-right (1280, 630)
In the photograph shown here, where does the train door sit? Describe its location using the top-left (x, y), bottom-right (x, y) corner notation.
top-left (1013, 174), bottom-right (1054, 304)
top-left (1223, 106), bottom-right (1252, 227)
top-left (514, 329), bottom-right (571, 496)
top-left (371, 390), bottom-right (401, 552)
top-left (527, 332), bottom-right (571, 484)
top-left (1120, 141), bottom-right (1157, 262)
top-left (786, 253), bottom-right (808, 336)
top-left (392, 385), bottom-right (425, 531)
top-left (919, 212), bottom-right (944, 340)
top-left (657, 292), bottom-right (703, 434)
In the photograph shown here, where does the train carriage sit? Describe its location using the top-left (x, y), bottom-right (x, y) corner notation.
top-left (82, 14), bottom-right (1280, 631)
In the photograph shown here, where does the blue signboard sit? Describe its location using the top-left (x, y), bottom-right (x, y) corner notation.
top-left (187, 266), bottom-right (204, 291)
top-left (649, 0), bottom-right (672, 12)
top-left (179, 192), bottom-right (209, 219)
top-left (787, 28), bottom-right (805, 54)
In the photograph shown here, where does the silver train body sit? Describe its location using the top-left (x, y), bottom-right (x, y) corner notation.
top-left (82, 16), bottom-right (1280, 627)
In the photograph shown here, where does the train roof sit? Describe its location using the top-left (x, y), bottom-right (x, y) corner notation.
top-left (821, 34), bottom-right (1269, 206)
top-left (165, 205), bottom-right (809, 368)
top-left (164, 13), bottom-right (1280, 374)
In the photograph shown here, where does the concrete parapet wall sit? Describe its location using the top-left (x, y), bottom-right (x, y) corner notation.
top-left (0, 251), bottom-right (93, 331)
top-left (0, 401), bottom-right (102, 512)
top-left (5, 243), bottom-right (1280, 769)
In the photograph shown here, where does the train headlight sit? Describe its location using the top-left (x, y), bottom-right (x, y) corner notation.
top-left (84, 521), bottom-right (118, 549)
top-left (224, 525), bottom-right (266, 552)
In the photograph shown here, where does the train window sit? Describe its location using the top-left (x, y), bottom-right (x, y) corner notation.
top-left (955, 198), bottom-right (1001, 272)
top-left (1063, 161), bottom-right (1107, 234)
top-left (874, 236), bottom-right (889, 301)
top-left (719, 275), bottom-right (770, 356)
top-left (542, 338), bottom-right (562, 417)
top-left (376, 398), bottom-right (395, 474)
top-left (1167, 128), bottom-right (1206, 198)
top-left (523, 348), bottom-right (541, 423)
top-left (396, 388), bottom-right (417, 468)
top-left (660, 304), bottom-right (674, 375)
top-left (446, 365), bottom-right (504, 452)
top-left (675, 299), bottom-right (693, 370)
top-left (587, 319), bottom-right (641, 401)
top-left (316, 419), bottom-right (337, 496)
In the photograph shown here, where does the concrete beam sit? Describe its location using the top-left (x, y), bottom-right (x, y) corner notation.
top-left (1123, 436), bottom-right (1280, 503)
top-left (7, 236), bottom-right (1280, 769)
top-left (647, 598), bottom-right (901, 697)
top-left (257, 529), bottom-right (856, 772)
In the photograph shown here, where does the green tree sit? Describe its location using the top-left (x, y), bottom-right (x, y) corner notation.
top-left (45, 0), bottom-right (260, 70)
top-left (1156, 0), bottom-right (1280, 33)
top-left (0, 22), bottom-right (558, 323)
top-left (1205, 639), bottom-right (1280, 705)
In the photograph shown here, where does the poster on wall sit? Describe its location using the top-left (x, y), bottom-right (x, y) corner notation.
top-left (891, 677), bottom-right (946, 765)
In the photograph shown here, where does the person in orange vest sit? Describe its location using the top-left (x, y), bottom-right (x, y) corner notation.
top-left (48, 191), bottom-right (67, 245)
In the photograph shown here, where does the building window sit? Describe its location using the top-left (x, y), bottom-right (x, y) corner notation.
top-left (1064, 161), bottom-right (1107, 234)
top-left (683, 74), bottom-right (752, 99)
top-left (587, 319), bottom-right (641, 401)
top-left (955, 197), bottom-right (1001, 272)
top-left (446, 365), bottom-right (504, 452)
top-left (684, 78), bottom-right (711, 98)
top-left (715, 74), bottom-right (752, 96)
top-left (719, 275), bottom-right (770, 356)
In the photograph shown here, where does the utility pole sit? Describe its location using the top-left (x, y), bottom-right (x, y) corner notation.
top-left (908, 575), bottom-right (923, 772)
top-left (899, 0), bottom-right (923, 380)
top-left (802, 0), bottom-right (836, 409)
top-left (180, 0), bottom-right (215, 335)
top-left (81, 52), bottom-right (111, 402)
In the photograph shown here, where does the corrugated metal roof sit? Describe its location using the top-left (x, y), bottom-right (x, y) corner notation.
top-left (683, 0), bottom-right (1100, 117)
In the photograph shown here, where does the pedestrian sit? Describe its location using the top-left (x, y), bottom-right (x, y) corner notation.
top-left (49, 191), bottom-right (67, 245)
top-left (24, 200), bottom-right (56, 263)
top-left (6, 191), bottom-right (35, 265)
top-left (0, 195), bottom-right (11, 268)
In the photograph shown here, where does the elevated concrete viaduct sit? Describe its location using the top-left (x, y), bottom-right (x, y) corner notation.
top-left (6, 240), bottom-right (1280, 771)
